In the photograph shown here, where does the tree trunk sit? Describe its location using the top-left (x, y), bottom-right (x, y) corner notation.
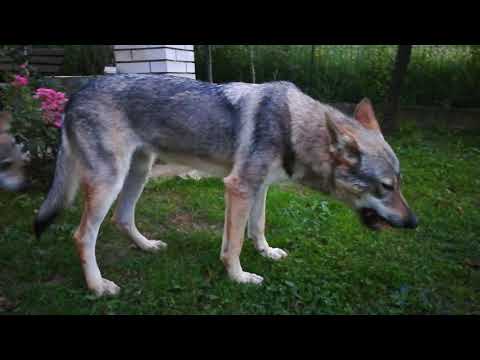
top-left (383, 45), bottom-right (413, 134)
top-left (249, 45), bottom-right (256, 84)
top-left (309, 45), bottom-right (316, 93)
top-left (205, 45), bottom-right (213, 83)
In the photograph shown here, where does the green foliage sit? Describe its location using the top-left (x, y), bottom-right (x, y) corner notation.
top-left (0, 68), bottom-right (64, 178)
top-left (196, 45), bottom-right (480, 108)
top-left (2, 83), bottom-right (60, 169)
top-left (0, 46), bottom-right (29, 82)
top-left (62, 45), bottom-right (114, 76)
top-left (403, 46), bottom-right (480, 107)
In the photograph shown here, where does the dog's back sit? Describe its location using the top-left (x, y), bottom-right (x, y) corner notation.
top-left (65, 75), bottom-right (244, 162)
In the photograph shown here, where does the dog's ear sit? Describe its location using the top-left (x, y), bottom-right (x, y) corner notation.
top-left (354, 98), bottom-right (380, 130)
top-left (325, 113), bottom-right (360, 165)
top-left (0, 112), bottom-right (12, 132)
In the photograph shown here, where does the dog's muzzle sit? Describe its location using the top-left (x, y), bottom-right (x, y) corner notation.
top-left (359, 208), bottom-right (418, 231)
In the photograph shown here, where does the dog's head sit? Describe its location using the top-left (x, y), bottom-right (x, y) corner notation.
top-left (0, 112), bottom-right (27, 192)
top-left (325, 99), bottom-right (418, 231)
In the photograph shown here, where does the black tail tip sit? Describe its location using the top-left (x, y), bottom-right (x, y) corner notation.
top-left (33, 218), bottom-right (45, 240)
top-left (33, 213), bottom-right (57, 240)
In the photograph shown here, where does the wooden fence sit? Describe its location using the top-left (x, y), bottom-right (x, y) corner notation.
top-left (0, 47), bottom-right (65, 75)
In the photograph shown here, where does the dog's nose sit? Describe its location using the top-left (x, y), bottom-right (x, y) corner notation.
top-left (404, 213), bottom-right (418, 229)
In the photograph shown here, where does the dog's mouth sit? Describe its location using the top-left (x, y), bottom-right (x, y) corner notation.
top-left (359, 208), bottom-right (393, 231)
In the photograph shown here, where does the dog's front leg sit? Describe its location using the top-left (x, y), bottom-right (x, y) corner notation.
top-left (248, 185), bottom-right (288, 261)
top-left (220, 175), bottom-right (263, 285)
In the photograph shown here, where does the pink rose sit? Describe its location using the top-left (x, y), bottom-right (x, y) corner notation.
top-left (12, 75), bottom-right (29, 88)
top-left (34, 88), bottom-right (68, 128)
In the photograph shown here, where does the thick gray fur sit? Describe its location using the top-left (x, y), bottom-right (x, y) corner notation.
top-left (33, 74), bottom-right (417, 295)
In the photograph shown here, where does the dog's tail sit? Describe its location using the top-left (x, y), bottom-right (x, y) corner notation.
top-left (34, 128), bottom-right (79, 239)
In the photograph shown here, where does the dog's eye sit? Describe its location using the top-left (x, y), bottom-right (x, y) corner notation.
top-left (381, 182), bottom-right (394, 191)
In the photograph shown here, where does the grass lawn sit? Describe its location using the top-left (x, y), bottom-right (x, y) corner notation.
top-left (1, 127), bottom-right (479, 315)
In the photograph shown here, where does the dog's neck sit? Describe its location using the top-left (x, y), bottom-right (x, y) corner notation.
top-left (287, 91), bottom-right (342, 195)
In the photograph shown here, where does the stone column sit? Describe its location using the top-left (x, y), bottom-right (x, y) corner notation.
top-left (113, 45), bottom-right (196, 79)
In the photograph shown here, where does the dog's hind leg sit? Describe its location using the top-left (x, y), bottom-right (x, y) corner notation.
top-left (74, 176), bottom-right (125, 297)
top-left (112, 149), bottom-right (167, 252)
top-left (248, 185), bottom-right (288, 261)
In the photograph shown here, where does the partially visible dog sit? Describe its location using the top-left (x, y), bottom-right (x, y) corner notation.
top-left (34, 75), bottom-right (418, 297)
top-left (0, 111), bottom-right (27, 192)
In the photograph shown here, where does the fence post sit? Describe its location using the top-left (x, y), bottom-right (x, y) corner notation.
top-left (383, 45), bottom-right (413, 134)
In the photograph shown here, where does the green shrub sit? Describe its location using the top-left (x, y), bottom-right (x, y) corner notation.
top-left (195, 45), bottom-right (480, 108)
top-left (0, 61), bottom-right (66, 180)
top-left (62, 45), bottom-right (114, 76)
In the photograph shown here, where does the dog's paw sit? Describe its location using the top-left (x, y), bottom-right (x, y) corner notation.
top-left (91, 278), bottom-right (121, 297)
top-left (260, 247), bottom-right (288, 261)
top-left (136, 240), bottom-right (168, 253)
top-left (230, 271), bottom-right (264, 285)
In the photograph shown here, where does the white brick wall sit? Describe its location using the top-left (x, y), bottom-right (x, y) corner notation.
top-left (186, 62), bottom-right (196, 74)
top-left (113, 45), bottom-right (195, 79)
top-left (116, 62), bottom-right (150, 74)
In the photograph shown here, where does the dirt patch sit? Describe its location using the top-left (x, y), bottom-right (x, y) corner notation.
top-left (44, 274), bottom-right (66, 286)
top-left (169, 212), bottom-right (220, 233)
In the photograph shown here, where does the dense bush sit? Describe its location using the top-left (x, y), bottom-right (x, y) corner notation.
top-left (0, 57), bottom-right (67, 179)
top-left (195, 45), bottom-right (480, 108)
top-left (62, 45), bottom-right (114, 75)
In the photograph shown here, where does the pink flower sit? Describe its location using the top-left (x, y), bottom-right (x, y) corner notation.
top-left (11, 75), bottom-right (29, 88)
top-left (34, 87), bottom-right (68, 128)
top-left (53, 113), bottom-right (63, 128)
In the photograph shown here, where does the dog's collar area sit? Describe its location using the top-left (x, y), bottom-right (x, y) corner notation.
top-left (282, 145), bottom-right (295, 178)
top-left (282, 120), bottom-right (296, 178)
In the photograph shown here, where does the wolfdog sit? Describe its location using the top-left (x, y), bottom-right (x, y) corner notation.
top-left (0, 111), bottom-right (27, 192)
top-left (34, 74), bottom-right (418, 297)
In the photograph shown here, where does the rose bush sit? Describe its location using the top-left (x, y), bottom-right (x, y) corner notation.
top-left (0, 62), bottom-right (68, 180)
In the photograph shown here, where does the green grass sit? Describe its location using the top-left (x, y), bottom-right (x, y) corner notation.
top-left (1, 127), bottom-right (479, 315)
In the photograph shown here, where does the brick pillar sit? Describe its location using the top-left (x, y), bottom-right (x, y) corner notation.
top-left (113, 45), bottom-right (196, 79)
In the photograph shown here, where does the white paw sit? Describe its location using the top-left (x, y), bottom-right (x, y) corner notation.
top-left (230, 271), bottom-right (264, 285)
top-left (90, 278), bottom-right (121, 297)
top-left (136, 240), bottom-right (168, 253)
top-left (260, 247), bottom-right (288, 261)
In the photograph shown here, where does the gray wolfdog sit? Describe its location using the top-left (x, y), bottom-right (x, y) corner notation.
top-left (34, 74), bottom-right (418, 297)
top-left (0, 111), bottom-right (27, 192)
